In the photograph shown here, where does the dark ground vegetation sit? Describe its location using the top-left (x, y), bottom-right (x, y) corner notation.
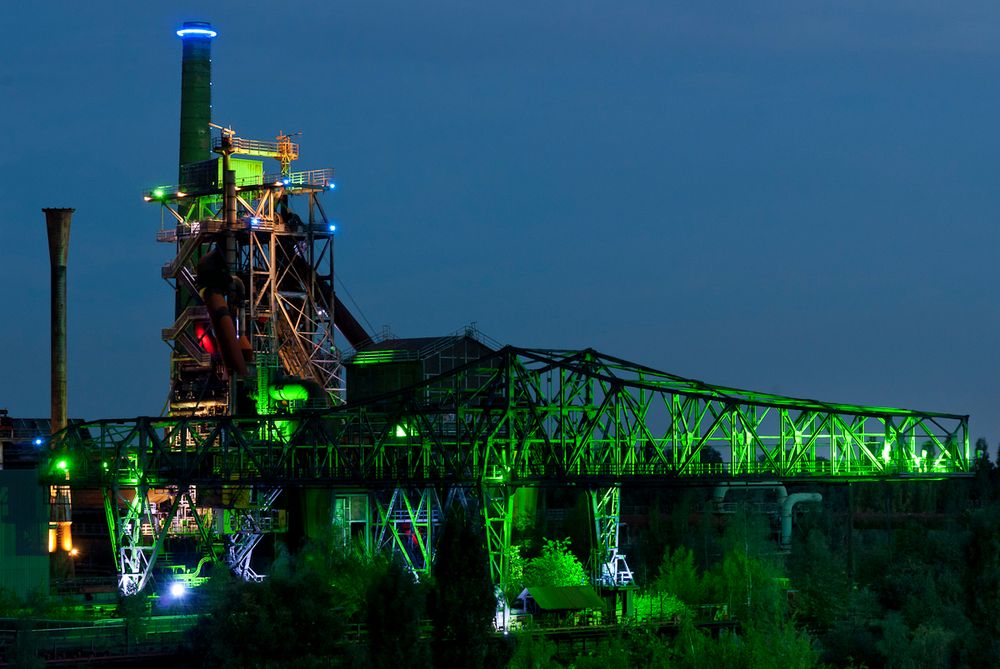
top-left (7, 442), bottom-right (1000, 668)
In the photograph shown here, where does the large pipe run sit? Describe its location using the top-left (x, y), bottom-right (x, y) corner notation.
top-left (177, 21), bottom-right (216, 178)
top-left (285, 251), bottom-right (371, 348)
top-left (712, 482), bottom-right (822, 548)
top-left (43, 208), bottom-right (73, 434)
top-left (196, 247), bottom-right (248, 377)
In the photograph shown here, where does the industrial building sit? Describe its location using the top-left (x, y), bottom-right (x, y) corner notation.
top-left (29, 22), bottom-right (971, 624)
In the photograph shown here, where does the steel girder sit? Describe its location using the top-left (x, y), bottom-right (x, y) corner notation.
top-left (372, 487), bottom-right (441, 575)
top-left (590, 487), bottom-right (632, 587)
top-left (47, 347), bottom-right (969, 592)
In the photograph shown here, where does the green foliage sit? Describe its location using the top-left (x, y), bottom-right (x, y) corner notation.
top-left (508, 633), bottom-right (559, 669)
top-left (788, 528), bottom-right (848, 629)
top-left (190, 535), bottom-right (368, 669)
top-left (366, 557), bottom-right (427, 669)
top-left (671, 620), bottom-right (749, 669)
top-left (701, 511), bottom-right (788, 625)
top-left (571, 636), bottom-right (636, 669)
top-left (706, 546), bottom-right (786, 625)
top-left (430, 506), bottom-right (502, 669)
top-left (632, 592), bottom-right (689, 622)
top-left (655, 545), bottom-right (704, 606)
top-left (742, 622), bottom-right (822, 669)
top-left (523, 537), bottom-right (587, 588)
top-left (191, 567), bottom-right (353, 669)
top-left (505, 543), bottom-right (527, 601)
top-left (656, 619), bottom-right (820, 669)
top-left (961, 505), bottom-right (1000, 664)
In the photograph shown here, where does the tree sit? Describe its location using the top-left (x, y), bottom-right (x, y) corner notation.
top-left (522, 538), bottom-right (587, 588)
top-left (655, 545), bottom-right (704, 606)
top-left (507, 634), bottom-right (559, 669)
top-left (429, 506), bottom-right (501, 669)
top-left (190, 541), bottom-right (358, 668)
top-left (366, 557), bottom-right (427, 669)
top-left (788, 528), bottom-right (848, 630)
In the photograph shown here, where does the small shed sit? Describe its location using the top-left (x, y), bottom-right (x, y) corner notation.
top-left (516, 585), bottom-right (604, 614)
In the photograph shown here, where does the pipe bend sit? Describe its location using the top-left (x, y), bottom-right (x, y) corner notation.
top-left (780, 492), bottom-right (823, 547)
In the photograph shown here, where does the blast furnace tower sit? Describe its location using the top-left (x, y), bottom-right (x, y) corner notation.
top-left (126, 21), bottom-right (370, 591)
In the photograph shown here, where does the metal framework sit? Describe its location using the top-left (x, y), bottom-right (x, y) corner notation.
top-left (155, 163), bottom-right (342, 410)
top-left (47, 347), bottom-right (968, 595)
top-left (144, 129), bottom-right (347, 589)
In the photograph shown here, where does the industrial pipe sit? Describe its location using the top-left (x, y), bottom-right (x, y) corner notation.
top-left (197, 248), bottom-right (248, 376)
top-left (780, 493), bottom-right (823, 548)
top-left (334, 294), bottom-right (371, 349)
top-left (284, 250), bottom-right (371, 348)
top-left (712, 481), bottom-right (786, 506)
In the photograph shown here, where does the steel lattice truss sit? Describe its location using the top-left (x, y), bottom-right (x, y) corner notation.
top-left (47, 347), bottom-right (968, 593)
top-left (157, 176), bottom-right (342, 412)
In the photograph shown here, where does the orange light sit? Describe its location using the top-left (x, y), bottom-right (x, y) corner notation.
top-left (69, 548), bottom-right (79, 557)
top-left (59, 521), bottom-right (73, 553)
top-left (48, 526), bottom-right (57, 554)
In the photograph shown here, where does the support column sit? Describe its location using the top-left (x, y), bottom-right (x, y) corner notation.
top-left (224, 487), bottom-right (282, 582)
top-left (372, 488), bottom-right (442, 576)
top-left (481, 483), bottom-right (513, 630)
top-left (108, 485), bottom-right (183, 595)
top-left (589, 486), bottom-right (633, 587)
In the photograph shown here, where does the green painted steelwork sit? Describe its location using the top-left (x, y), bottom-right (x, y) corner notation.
top-left (45, 347), bottom-right (969, 594)
top-left (351, 350), bottom-right (413, 365)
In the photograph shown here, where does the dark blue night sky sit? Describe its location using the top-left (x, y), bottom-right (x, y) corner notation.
top-left (3, 2), bottom-right (998, 441)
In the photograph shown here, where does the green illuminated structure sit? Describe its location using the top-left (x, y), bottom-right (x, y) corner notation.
top-left (49, 20), bottom-right (970, 604)
top-left (46, 347), bottom-right (969, 596)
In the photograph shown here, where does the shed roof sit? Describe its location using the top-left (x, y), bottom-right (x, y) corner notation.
top-left (520, 586), bottom-right (604, 611)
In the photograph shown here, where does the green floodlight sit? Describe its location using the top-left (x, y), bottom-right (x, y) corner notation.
top-left (55, 459), bottom-right (68, 472)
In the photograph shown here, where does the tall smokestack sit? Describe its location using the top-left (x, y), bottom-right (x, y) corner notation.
top-left (44, 208), bottom-right (74, 560)
top-left (177, 21), bottom-right (217, 179)
top-left (43, 208), bottom-right (73, 434)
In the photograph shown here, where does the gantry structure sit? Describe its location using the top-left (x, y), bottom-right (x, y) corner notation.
top-left (40, 21), bottom-right (971, 600)
top-left (46, 347), bottom-right (969, 595)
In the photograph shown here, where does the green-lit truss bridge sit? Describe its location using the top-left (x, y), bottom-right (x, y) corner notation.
top-left (45, 347), bottom-right (969, 595)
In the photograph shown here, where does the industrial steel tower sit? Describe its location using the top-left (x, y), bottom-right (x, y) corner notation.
top-left (111, 21), bottom-right (370, 592)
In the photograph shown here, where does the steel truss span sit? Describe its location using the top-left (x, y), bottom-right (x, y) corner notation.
top-left (47, 347), bottom-right (969, 593)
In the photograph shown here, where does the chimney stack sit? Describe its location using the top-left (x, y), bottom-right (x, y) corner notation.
top-left (177, 21), bottom-right (217, 180)
top-left (43, 208), bottom-right (73, 434)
